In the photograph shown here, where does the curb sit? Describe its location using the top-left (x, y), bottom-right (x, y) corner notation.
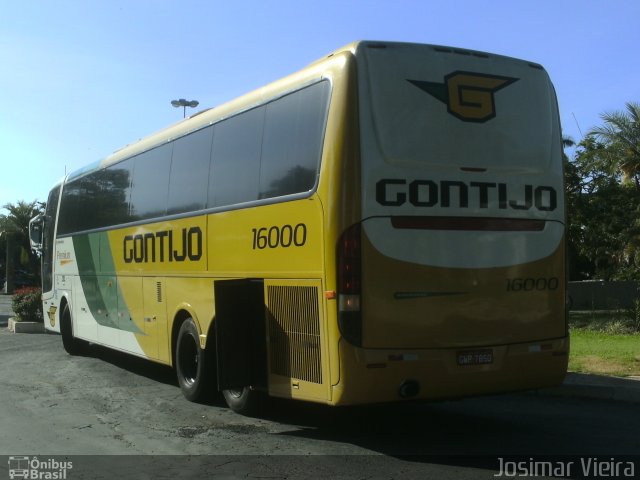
top-left (7, 318), bottom-right (45, 334)
top-left (532, 373), bottom-right (640, 404)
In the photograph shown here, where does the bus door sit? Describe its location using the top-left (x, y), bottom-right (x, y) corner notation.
top-left (214, 279), bottom-right (267, 391)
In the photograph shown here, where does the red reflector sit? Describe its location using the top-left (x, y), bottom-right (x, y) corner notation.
top-left (391, 216), bottom-right (545, 232)
top-left (338, 224), bottom-right (361, 294)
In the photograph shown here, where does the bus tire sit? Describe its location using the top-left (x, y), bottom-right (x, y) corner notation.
top-left (176, 317), bottom-right (209, 402)
top-left (60, 304), bottom-right (82, 355)
top-left (222, 387), bottom-right (264, 416)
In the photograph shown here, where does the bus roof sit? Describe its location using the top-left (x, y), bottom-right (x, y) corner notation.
top-left (66, 40), bottom-right (544, 182)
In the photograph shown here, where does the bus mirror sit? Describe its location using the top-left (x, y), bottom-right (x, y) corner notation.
top-left (29, 214), bottom-right (44, 254)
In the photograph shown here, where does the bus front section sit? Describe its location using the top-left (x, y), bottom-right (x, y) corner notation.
top-left (334, 42), bottom-right (568, 405)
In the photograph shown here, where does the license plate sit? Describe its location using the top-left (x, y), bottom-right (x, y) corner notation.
top-left (457, 349), bottom-right (493, 366)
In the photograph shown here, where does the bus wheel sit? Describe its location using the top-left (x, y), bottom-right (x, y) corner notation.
top-left (176, 318), bottom-right (209, 402)
top-left (222, 387), bottom-right (264, 416)
top-left (60, 304), bottom-right (82, 355)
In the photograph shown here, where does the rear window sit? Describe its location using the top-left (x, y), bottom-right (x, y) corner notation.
top-left (359, 44), bottom-right (559, 171)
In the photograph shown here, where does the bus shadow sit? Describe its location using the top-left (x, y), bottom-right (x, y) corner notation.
top-left (79, 342), bottom-right (178, 388)
top-left (262, 396), bottom-right (520, 455)
top-left (257, 391), bottom-right (635, 461)
top-left (66, 342), bottom-right (637, 463)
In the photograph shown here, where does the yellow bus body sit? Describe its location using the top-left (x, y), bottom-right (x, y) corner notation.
top-left (36, 41), bottom-right (568, 409)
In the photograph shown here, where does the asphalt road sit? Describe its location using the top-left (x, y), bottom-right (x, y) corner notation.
top-left (1, 296), bottom-right (638, 478)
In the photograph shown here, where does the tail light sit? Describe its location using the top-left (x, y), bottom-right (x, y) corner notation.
top-left (337, 223), bottom-right (362, 346)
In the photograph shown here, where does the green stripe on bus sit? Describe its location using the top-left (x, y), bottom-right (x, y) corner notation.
top-left (73, 233), bottom-right (142, 333)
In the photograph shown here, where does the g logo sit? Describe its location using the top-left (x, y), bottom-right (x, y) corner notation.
top-left (408, 71), bottom-right (518, 123)
top-left (47, 305), bottom-right (57, 327)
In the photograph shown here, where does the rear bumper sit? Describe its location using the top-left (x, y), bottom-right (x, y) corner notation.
top-left (331, 335), bottom-right (569, 406)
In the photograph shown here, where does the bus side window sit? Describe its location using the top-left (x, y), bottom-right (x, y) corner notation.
top-left (259, 81), bottom-right (330, 199)
top-left (129, 144), bottom-right (172, 221)
top-left (99, 159), bottom-right (133, 226)
top-left (208, 107), bottom-right (263, 208)
top-left (167, 126), bottom-right (214, 215)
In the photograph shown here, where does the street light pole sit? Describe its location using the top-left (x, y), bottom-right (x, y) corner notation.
top-left (171, 99), bottom-right (199, 118)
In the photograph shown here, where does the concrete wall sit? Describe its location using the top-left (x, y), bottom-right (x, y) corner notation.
top-left (568, 281), bottom-right (639, 310)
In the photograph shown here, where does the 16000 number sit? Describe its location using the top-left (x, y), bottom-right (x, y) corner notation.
top-left (506, 277), bottom-right (559, 292)
top-left (252, 224), bottom-right (307, 250)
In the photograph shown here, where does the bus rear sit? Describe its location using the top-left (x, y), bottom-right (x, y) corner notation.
top-left (335, 42), bottom-right (567, 404)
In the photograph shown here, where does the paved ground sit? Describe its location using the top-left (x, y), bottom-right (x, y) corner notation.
top-left (0, 293), bottom-right (13, 327)
top-left (1, 293), bottom-right (639, 478)
top-left (2, 293), bottom-right (639, 404)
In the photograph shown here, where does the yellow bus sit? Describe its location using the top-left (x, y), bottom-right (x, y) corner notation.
top-left (30, 41), bottom-right (568, 415)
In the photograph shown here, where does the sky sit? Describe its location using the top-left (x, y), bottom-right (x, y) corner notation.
top-left (1, 0), bottom-right (639, 216)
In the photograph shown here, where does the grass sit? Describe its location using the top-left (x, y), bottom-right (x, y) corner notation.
top-left (569, 329), bottom-right (640, 376)
top-left (569, 310), bottom-right (640, 377)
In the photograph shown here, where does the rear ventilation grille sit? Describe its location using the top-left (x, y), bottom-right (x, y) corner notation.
top-left (267, 285), bottom-right (322, 384)
top-left (156, 282), bottom-right (162, 303)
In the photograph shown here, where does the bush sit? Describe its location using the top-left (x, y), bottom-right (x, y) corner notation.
top-left (12, 287), bottom-right (43, 322)
top-left (569, 307), bottom-right (640, 335)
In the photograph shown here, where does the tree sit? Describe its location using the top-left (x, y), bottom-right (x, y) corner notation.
top-left (0, 200), bottom-right (45, 280)
top-left (564, 101), bottom-right (640, 280)
top-left (587, 101), bottom-right (640, 187)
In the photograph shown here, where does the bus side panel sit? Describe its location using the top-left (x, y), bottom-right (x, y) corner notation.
top-left (264, 278), bottom-right (329, 402)
top-left (206, 198), bottom-right (324, 278)
top-left (108, 216), bottom-right (211, 364)
top-left (207, 198), bottom-right (328, 401)
top-left (141, 277), bottom-right (168, 362)
top-left (315, 51), bottom-right (361, 393)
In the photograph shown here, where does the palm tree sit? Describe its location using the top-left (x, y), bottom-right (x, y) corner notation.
top-left (562, 135), bottom-right (575, 163)
top-left (1, 200), bottom-right (45, 279)
top-left (588, 102), bottom-right (640, 187)
top-left (1, 200), bottom-right (43, 241)
top-left (563, 136), bottom-right (576, 149)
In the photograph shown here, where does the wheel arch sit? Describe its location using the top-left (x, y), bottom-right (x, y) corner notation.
top-left (59, 295), bottom-right (69, 315)
top-left (58, 294), bottom-right (71, 330)
top-left (170, 305), bottom-right (210, 368)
